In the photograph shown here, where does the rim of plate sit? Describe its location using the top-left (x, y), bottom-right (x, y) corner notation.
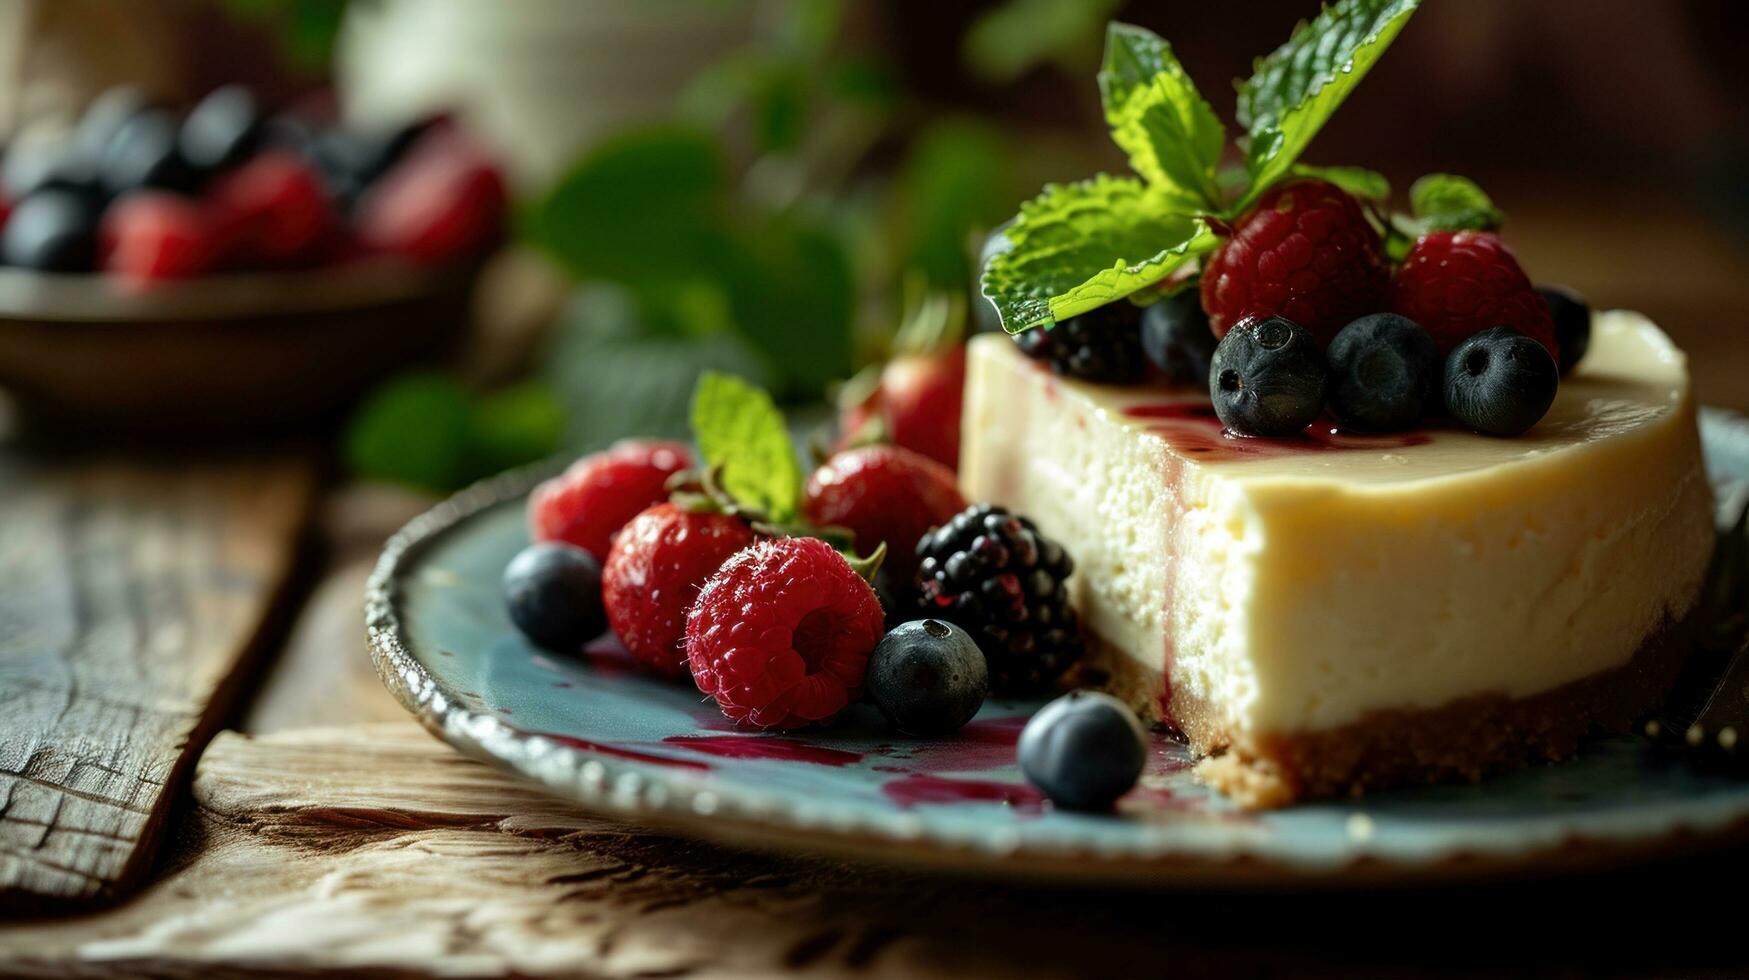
top-left (364, 454), bottom-right (1749, 889)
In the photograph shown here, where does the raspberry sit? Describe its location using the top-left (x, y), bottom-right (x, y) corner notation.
top-left (603, 503), bottom-right (757, 678)
top-left (357, 131), bottom-right (506, 265)
top-left (915, 504), bottom-right (1082, 694)
top-left (687, 537), bottom-right (885, 729)
top-left (1387, 230), bottom-right (1558, 360)
top-left (802, 445), bottom-right (966, 578)
top-left (100, 192), bottom-right (218, 285)
top-left (207, 150), bottom-right (333, 267)
top-left (527, 439), bottom-right (693, 560)
top-left (1200, 179), bottom-right (1389, 345)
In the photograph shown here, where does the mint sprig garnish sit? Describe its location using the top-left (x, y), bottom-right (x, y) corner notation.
top-left (1289, 163), bottom-right (1390, 203)
top-left (981, 178), bottom-right (1212, 332)
top-left (1406, 173), bottom-right (1504, 232)
top-left (1385, 173), bottom-right (1505, 259)
top-left (980, 0), bottom-right (1421, 335)
top-left (690, 371), bottom-right (803, 523)
top-left (1235, 0), bottom-right (1420, 207)
top-left (1099, 23), bottom-right (1225, 211)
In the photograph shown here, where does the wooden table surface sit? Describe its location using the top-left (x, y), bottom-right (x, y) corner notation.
top-left (0, 466), bottom-right (1744, 979)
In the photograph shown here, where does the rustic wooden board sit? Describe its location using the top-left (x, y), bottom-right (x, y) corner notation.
top-left (0, 454), bottom-right (315, 914)
top-left (2, 721), bottom-right (1747, 979)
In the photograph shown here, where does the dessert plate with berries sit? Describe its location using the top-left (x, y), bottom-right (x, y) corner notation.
top-left (0, 85), bottom-right (506, 435)
top-left (369, 0), bottom-right (1749, 885)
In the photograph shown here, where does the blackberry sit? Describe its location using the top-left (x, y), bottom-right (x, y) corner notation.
top-left (1013, 304), bottom-right (1145, 383)
top-left (915, 504), bottom-right (1082, 694)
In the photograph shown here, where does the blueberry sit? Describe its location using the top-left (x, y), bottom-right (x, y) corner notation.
top-left (1140, 287), bottom-right (1217, 386)
top-left (1444, 326), bottom-right (1559, 437)
top-left (2, 190), bottom-right (100, 271)
top-left (502, 542), bottom-right (607, 651)
top-left (866, 619), bottom-right (989, 736)
top-left (1537, 285), bottom-right (1590, 374)
top-left (179, 86), bottom-right (264, 173)
top-left (1208, 315), bottom-right (1328, 437)
top-left (1325, 313), bottom-right (1440, 432)
top-left (74, 85), bottom-right (154, 162)
top-left (1018, 690), bottom-right (1147, 811)
top-left (99, 108), bottom-right (198, 195)
top-left (2, 136), bottom-right (101, 203)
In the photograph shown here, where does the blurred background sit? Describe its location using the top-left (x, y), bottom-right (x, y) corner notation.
top-left (1, 0), bottom-right (1746, 491)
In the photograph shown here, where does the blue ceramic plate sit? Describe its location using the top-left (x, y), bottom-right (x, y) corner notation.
top-left (366, 410), bottom-right (1749, 886)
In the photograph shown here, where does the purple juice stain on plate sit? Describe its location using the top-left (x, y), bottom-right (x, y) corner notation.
top-left (662, 735), bottom-right (863, 766)
top-left (881, 772), bottom-right (1046, 814)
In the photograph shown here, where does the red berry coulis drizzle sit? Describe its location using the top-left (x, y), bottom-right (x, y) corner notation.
top-left (1122, 402), bottom-right (1432, 461)
top-left (880, 772), bottom-right (1047, 812)
top-left (661, 735), bottom-right (864, 767)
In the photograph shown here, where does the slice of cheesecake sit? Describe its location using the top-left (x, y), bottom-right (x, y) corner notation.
top-left (961, 310), bottom-right (1714, 807)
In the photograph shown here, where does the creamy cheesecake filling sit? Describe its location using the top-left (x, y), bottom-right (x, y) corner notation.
top-left (961, 311), bottom-right (1714, 740)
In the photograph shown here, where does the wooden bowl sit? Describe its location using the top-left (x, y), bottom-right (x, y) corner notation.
top-left (0, 259), bottom-right (479, 439)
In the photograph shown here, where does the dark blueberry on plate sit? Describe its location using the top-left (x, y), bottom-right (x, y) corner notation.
top-left (1325, 313), bottom-right (1440, 432)
top-left (866, 619), bottom-right (989, 736)
top-left (99, 108), bottom-right (198, 195)
top-left (2, 189), bottom-right (100, 271)
top-left (1014, 303), bottom-right (1145, 384)
top-left (1208, 315), bottom-right (1328, 437)
top-left (503, 542), bottom-right (607, 652)
top-left (1140, 287), bottom-right (1217, 386)
top-left (1018, 690), bottom-right (1147, 811)
top-left (180, 85), bottom-right (264, 173)
top-left (1538, 285), bottom-right (1590, 374)
top-left (1444, 326), bottom-right (1559, 437)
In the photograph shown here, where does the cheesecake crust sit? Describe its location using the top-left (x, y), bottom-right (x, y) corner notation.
top-left (1087, 608), bottom-right (1696, 809)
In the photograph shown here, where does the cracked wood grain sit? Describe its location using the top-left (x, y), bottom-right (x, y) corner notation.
top-left (0, 454), bottom-right (315, 914)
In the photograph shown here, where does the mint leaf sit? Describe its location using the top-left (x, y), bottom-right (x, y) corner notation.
top-left (1237, 0), bottom-right (1419, 205)
top-left (1291, 163), bottom-right (1389, 201)
top-left (1408, 173), bottom-right (1503, 231)
top-left (690, 372), bottom-right (802, 522)
top-left (468, 382), bottom-right (566, 478)
top-left (345, 373), bottom-right (472, 492)
top-left (1098, 23), bottom-right (1225, 209)
top-left (980, 175), bottom-right (1215, 332)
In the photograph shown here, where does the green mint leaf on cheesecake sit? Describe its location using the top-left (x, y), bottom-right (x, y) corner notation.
top-left (1386, 173), bottom-right (1505, 256)
top-left (690, 372), bottom-right (803, 523)
top-left (981, 177), bottom-right (1214, 332)
top-left (1407, 173), bottom-right (1505, 231)
top-left (1236, 0), bottom-right (1420, 207)
top-left (1289, 163), bottom-right (1390, 202)
top-left (1098, 23), bottom-right (1225, 211)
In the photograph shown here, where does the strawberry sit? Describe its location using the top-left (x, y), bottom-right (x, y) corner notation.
top-left (802, 445), bottom-right (966, 579)
top-left (602, 503), bottom-right (757, 678)
top-left (877, 346), bottom-right (966, 470)
top-left (527, 440), bottom-right (693, 561)
top-left (1387, 230), bottom-right (1558, 360)
top-left (207, 150), bottom-right (333, 268)
top-left (1200, 179), bottom-right (1390, 345)
top-left (356, 130), bottom-right (506, 265)
top-left (100, 192), bottom-right (218, 285)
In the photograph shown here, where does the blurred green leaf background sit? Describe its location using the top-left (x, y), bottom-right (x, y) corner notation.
top-left (317, 0), bottom-right (1109, 491)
